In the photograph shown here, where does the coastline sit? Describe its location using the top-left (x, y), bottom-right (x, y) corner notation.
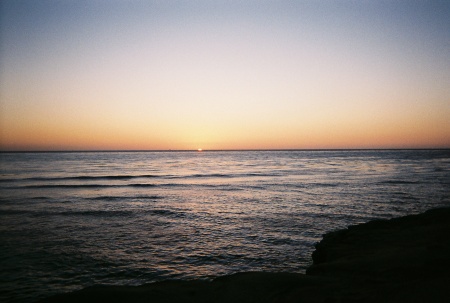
top-left (39, 207), bottom-right (450, 302)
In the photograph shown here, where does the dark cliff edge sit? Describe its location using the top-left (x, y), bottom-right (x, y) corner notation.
top-left (39, 207), bottom-right (450, 303)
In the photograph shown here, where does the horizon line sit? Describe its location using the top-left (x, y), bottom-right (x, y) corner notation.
top-left (1, 148), bottom-right (449, 153)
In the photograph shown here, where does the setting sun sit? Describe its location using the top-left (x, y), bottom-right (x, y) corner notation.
top-left (0, 2), bottom-right (449, 301)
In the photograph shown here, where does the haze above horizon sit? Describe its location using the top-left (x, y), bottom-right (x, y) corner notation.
top-left (1, 0), bottom-right (449, 151)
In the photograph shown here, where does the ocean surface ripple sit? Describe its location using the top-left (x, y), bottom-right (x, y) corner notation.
top-left (1, 150), bottom-right (449, 302)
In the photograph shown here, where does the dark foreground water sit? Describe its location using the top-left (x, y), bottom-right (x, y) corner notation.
top-left (1, 150), bottom-right (449, 302)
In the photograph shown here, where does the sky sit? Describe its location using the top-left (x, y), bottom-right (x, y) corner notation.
top-left (1, 0), bottom-right (449, 151)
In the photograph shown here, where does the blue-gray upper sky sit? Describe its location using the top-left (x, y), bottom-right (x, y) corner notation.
top-left (1, 0), bottom-right (449, 150)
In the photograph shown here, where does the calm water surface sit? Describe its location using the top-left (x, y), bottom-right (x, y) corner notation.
top-left (1, 150), bottom-right (449, 302)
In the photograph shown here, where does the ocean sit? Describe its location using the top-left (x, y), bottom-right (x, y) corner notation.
top-left (1, 150), bottom-right (449, 302)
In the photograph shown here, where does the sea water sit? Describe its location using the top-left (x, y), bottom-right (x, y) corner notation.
top-left (1, 150), bottom-right (449, 302)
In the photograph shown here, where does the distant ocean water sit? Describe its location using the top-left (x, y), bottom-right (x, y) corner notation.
top-left (1, 150), bottom-right (449, 303)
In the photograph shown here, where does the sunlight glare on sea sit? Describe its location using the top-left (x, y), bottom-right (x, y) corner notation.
top-left (0, 150), bottom-right (449, 302)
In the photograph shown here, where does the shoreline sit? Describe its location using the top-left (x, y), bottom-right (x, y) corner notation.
top-left (39, 207), bottom-right (450, 302)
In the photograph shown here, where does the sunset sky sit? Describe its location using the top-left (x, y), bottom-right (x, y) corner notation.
top-left (1, 0), bottom-right (449, 151)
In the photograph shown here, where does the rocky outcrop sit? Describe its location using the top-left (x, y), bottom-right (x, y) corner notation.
top-left (40, 207), bottom-right (450, 303)
top-left (305, 207), bottom-right (450, 302)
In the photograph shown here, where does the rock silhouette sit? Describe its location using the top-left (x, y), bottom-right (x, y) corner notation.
top-left (40, 207), bottom-right (450, 303)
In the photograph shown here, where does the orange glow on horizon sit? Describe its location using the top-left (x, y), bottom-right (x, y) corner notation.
top-left (1, 116), bottom-right (449, 151)
top-left (1, 2), bottom-right (449, 151)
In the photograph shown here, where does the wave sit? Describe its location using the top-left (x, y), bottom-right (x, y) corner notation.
top-left (171, 172), bottom-right (279, 179)
top-left (146, 209), bottom-right (185, 218)
top-left (0, 209), bottom-right (134, 217)
top-left (88, 195), bottom-right (163, 201)
top-left (59, 210), bottom-right (134, 217)
top-left (0, 175), bottom-right (160, 183)
top-left (184, 172), bottom-right (282, 179)
top-left (128, 183), bottom-right (158, 188)
top-left (13, 183), bottom-right (238, 190)
top-left (174, 173), bottom-right (232, 179)
top-left (0, 209), bottom-right (30, 215)
top-left (22, 184), bottom-right (120, 189)
top-left (1, 207), bottom-right (185, 220)
top-left (16, 183), bottom-right (158, 189)
top-left (311, 183), bottom-right (339, 187)
top-left (27, 174), bottom-right (160, 181)
top-left (0, 172), bottom-right (281, 184)
top-left (380, 180), bottom-right (419, 185)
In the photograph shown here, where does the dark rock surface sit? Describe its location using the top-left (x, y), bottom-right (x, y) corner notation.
top-left (306, 207), bottom-right (450, 302)
top-left (40, 207), bottom-right (450, 302)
